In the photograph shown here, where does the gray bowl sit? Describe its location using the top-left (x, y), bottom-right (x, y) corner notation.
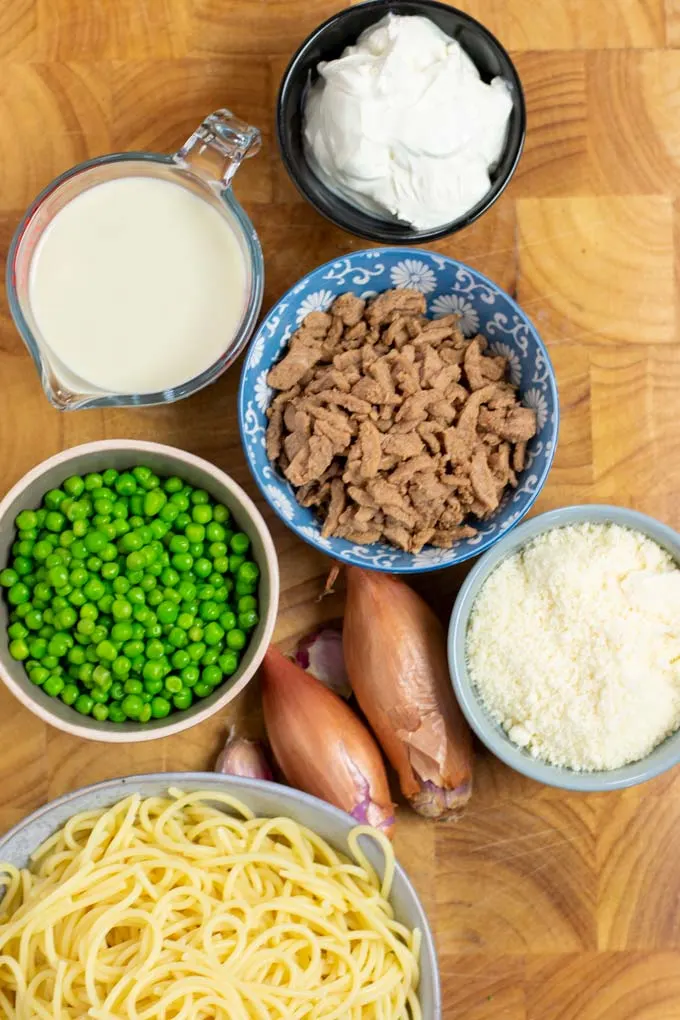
top-left (0, 773), bottom-right (441, 1018)
top-left (0, 441), bottom-right (279, 742)
top-left (448, 504), bottom-right (680, 791)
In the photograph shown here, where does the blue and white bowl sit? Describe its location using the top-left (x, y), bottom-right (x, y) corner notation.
top-left (239, 249), bottom-right (559, 573)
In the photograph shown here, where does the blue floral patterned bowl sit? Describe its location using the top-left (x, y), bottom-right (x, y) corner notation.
top-left (238, 248), bottom-right (559, 573)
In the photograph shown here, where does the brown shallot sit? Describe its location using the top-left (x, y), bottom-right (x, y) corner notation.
top-left (261, 645), bottom-right (395, 836)
top-left (214, 728), bottom-right (273, 781)
top-left (295, 627), bottom-right (351, 698)
top-left (344, 568), bottom-right (473, 820)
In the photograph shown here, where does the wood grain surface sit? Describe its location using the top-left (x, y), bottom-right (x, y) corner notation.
top-left (2, 0), bottom-right (680, 1017)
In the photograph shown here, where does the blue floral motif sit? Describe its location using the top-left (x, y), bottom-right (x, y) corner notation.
top-left (238, 249), bottom-right (559, 574)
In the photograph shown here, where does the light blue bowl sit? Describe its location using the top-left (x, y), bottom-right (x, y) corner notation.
top-left (239, 248), bottom-right (558, 573)
top-left (448, 504), bottom-right (680, 791)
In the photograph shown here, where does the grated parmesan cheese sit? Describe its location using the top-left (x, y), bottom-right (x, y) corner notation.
top-left (466, 522), bottom-right (680, 771)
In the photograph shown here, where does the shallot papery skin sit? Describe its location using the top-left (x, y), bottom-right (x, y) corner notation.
top-left (261, 645), bottom-right (395, 837)
top-left (295, 627), bottom-right (351, 698)
top-left (215, 732), bottom-right (273, 781)
top-left (343, 568), bottom-right (473, 820)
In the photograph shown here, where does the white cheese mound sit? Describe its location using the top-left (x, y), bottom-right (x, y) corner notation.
top-left (466, 522), bottom-right (680, 771)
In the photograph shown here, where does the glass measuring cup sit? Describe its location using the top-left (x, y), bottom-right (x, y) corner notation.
top-left (7, 109), bottom-right (264, 411)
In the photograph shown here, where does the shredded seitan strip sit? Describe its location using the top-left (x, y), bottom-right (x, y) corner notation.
top-left (265, 289), bottom-right (537, 553)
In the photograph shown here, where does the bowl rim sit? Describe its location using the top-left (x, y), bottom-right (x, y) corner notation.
top-left (238, 247), bottom-right (559, 574)
top-left (0, 440), bottom-right (279, 743)
top-left (0, 772), bottom-right (442, 1020)
top-left (275, 0), bottom-right (527, 244)
top-left (447, 503), bottom-right (680, 791)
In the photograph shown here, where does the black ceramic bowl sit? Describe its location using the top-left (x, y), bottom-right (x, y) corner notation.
top-left (276, 0), bottom-right (526, 244)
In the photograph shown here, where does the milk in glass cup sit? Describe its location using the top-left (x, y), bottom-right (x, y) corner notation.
top-left (7, 109), bottom-right (264, 410)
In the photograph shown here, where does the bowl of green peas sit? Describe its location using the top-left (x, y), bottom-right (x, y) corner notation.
top-left (0, 440), bottom-right (279, 741)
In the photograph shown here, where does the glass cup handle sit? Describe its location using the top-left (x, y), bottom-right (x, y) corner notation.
top-left (174, 109), bottom-right (261, 188)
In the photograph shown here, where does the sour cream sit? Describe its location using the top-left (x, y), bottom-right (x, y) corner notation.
top-left (304, 14), bottom-right (513, 230)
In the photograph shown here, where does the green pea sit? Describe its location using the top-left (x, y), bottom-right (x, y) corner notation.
top-left (25, 609), bottom-right (43, 631)
top-left (191, 504), bottom-right (212, 526)
top-left (205, 522), bottom-right (226, 543)
top-left (226, 629), bottom-right (246, 651)
top-left (169, 535), bottom-right (189, 555)
top-left (198, 601), bottom-right (220, 622)
top-left (171, 553), bottom-right (193, 572)
top-left (192, 558), bottom-right (211, 579)
top-left (219, 610), bottom-right (237, 632)
top-left (193, 681), bottom-right (212, 698)
top-left (121, 693), bottom-right (143, 719)
top-left (196, 585), bottom-right (214, 602)
top-left (188, 641), bottom-right (206, 662)
top-left (109, 681), bottom-right (125, 701)
top-left (150, 696), bottom-right (170, 718)
top-left (237, 595), bottom-right (258, 612)
top-left (112, 577), bottom-right (130, 596)
top-left (90, 703), bottom-right (108, 722)
top-left (218, 650), bottom-right (239, 675)
top-left (202, 664), bottom-right (222, 687)
top-left (181, 664), bottom-right (199, 686)
top-left (9, 638), bottom-right (29, 660)
top-left (127, 587), bottom-right (145, 606)
top-left (142, 675), bottom-right (163, 695)
top-left (123, 677), bottom-right (143, 695)
top-left (57, 607), bottom-right (77, 630)
top-left (8, 582), bottom-right (30, 605)
top-left (83, 530), bottom-right (105, 554)
top-left (73, 693), bottom-right (93, 715)
top-left (237, 561), bottom-right (260, 586)
top-left (174, 512), bottom-right (192, 532)
top-left (142, 660), bottom-right (165, 683)
top-left (156, 601), bottom-right (178, 626)
top-left (111, 600), bottom-right (132, 622)
top-left (213, 556), bottom-right (229, 575)
top-left (101, 562), bottom-right (119, 581)
top-left (84, 473), bottom-right (103, 492)
top-left (59, 683), bottom-right (79, 705)
top-left (170, 649), bottom-right (190, 670)
top-left (230, 533), bottom-right (250, 556)
top-left (146, 639), bottom-right (164, 660)
top-left (43, 674), bottom-right (65, 697)
top-left (44, 488), bottom-right (66, 510)
top-left (8, 621), bottom-right (28, 640)
top-left (169, 688), bottom-right (190, 711)
top-left (115, 473), bottom-right (137, 496)
top-left (45, 511), bottom-right (66, 533)
top-left (168, 627), bottom-right (188, 649)
top-left (119, 530), bottom-right (142, 554)
top-left (212, 504), bottom-right (230, 524)
top-left (164, 674), bottom-right (183, 694)
top-left (159, 502), bottom-right (180, 524)
top-left (126, 550), bottom-right (146, 572)
top-left (28, 637), bottom-right (48, 659)
top-left (83, 578), bottom-right (105, 602)
top-left (143, 489), bottom-right (166, 517)
top-left (108, 702), bottom-right (126, 723)
top-left (111, 655), bottom-right (131, 679)
top-left (0, 567), bottom-right (18, 588)
top-left (201, 647), bottom-right (220, 666)
top-left (170, 492), bottom-right (190, 512)
top-left (203, 622), bottom-right (224, 647)
top-left (238, 610), bottom-right (259, 631)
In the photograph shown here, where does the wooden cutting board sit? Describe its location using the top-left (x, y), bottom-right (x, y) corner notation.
top-left (1, 1), bottom-right (680, 1016)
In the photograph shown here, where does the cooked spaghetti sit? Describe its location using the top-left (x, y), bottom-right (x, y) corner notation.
top-left (0, 789), bottom-right (421, 1020)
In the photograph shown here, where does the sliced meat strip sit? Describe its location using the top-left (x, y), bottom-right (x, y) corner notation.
top-left (322, 478), bottom-right (346, 537)
top-left (359, 421), bottom-right (382, 479)
top-left (366, 288), bottom-right (426, 326)
top-left (331, 292), bottom-right (366, 326)
top-left (268, 341), bottom-right (324, 390)
top-left (470, 449), bottom-right (500, 512)
top-left (266, 405), bottom-right (284, 461)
